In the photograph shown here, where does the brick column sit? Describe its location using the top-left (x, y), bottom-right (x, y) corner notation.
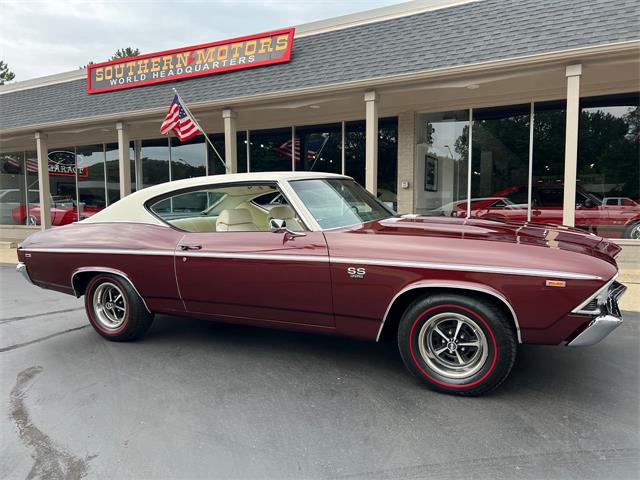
top-left (396, 112), bottom-right (416, 214)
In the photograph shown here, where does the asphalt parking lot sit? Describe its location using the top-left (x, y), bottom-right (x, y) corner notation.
top-left (1, 264), bottom-right (638, 480)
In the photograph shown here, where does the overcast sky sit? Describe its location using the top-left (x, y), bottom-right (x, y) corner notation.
top-left (0, 0), bottom-right (402, 82)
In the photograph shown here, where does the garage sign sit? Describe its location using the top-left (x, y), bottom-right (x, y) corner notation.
top-left (87, 28), bottom-right (295, 94)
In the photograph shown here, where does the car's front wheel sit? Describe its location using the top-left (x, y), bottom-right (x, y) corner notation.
top-left (626, 221), bottom-right (640, 240)
top-left (85, 274), bottom-right (154, 341)
top-left (398, 293), bottom-right (517, 396)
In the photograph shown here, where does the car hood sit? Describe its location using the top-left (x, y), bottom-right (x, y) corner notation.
top-left (371, 215), bottom-right (621, 263)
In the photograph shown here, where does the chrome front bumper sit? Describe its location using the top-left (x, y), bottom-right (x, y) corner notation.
top-left (16, 262), bottom-right (33, 285)
top-left (568, 280), bottom-right (627, 347)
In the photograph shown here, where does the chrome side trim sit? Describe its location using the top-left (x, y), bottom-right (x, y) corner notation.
top-left (376, 283), bottom-right (522, 344)
top-left (70, 267), bottom-right (151, 313)
top-left (567, 314), bottom-right (623, 347)
top-left (22, 247), bottom-right (600, 280)
top-left (330, 257), bottom-right (601, 280)
top-left (180, 251), bottom-right (328, 262)
top-left (16, 262), bottom-right (33, 285)
top-left (24, 247), bottom-right (174, 256)
top-left (571, 274), bottom-right (618, 315)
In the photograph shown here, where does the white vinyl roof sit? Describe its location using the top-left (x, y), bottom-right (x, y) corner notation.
top-left (83, 171), bottom-right (349, 226)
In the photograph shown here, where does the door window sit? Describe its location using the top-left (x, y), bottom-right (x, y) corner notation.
top-left (148, 183), bottom-right (304, 232)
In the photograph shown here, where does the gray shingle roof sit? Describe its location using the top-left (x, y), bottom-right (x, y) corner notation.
top-left (1, 0), bottom-right (638, 131)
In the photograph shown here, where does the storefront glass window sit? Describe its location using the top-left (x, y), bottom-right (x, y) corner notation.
top-left (25, 152), bottom-right (39, 222)
top-left (170, 136), bottom-right (206, 180)
top-left (378, 117), bottom-right (398, 209)
top-left (531, 101), bottom-right (566, 226)
top-left (48, 147), bottom-right (78, 225)
top-left (237, 131), bottom-right (248, 173)
top-left (344, 120), bottom-right (365, 186)
top-left (105, 142), bottom-right (135, 205)
top-left (415, 111), bottom-right (469, 216)
top-left (206, 133), bottom-right (226, 176)
top-left (77, 145), bottom-right (106, 221)
top-left (470, 105), bottom-right (530, 222)
top-left (249, 127), bottom-right (293, 172)
top-left (577, 93), bottom-right (640, 239)
top-left (0, 152), bottom-right (27, 225)
top-left (141, 138), bottom-right (170, 188)
top-left (294, 123), bottom-right (342, 174)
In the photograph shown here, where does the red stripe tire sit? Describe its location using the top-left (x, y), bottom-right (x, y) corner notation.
top-left (85, 274), bottom-right (154, 342)
top-left (397, 293), bottom-right (517, 396)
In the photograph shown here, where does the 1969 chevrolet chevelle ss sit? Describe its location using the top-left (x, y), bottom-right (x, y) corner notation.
top-left (17, 172), bottom-right (627, 395)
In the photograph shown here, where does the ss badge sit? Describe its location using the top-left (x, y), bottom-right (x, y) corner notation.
top-left (347, 267), bottom-right (366, 279)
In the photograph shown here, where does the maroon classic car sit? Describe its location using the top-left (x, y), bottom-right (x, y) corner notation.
top-left (17, 173), bottom-right (627, 396)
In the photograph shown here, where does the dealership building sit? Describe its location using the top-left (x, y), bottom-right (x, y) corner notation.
top-left (0, 0), bottom-right (638, 259)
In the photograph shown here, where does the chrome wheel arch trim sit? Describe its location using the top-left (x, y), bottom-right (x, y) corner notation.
top-left (376, 282), bottom-right (522, 344)
top-left (70, 267), bottom-right (151, 313)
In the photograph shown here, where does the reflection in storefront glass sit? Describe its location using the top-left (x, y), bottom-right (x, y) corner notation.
top-left (77, 145), bottom-right (106, 220)
top-left (206, 133), bottom-right (226, 175)
top-left (141, 138), bottom-right (170, 188)
top-left (105, 142), bottom-right (136, 205)
top-left (249, 128), bottom-right (293, 172)
top-left (415, 111), bottom-right (469, 217)
top-left (295, 123), bottom-right (342, 174)
top-left (344, 118), bottom-right (398, 209)
top-left (577, 93), bottom-right (640, 239)
top-left (471, 104), bottom-right (530, 223)
top-left (48, 147), bottom-right (78, 225)
top-left (531, 101), bottom-right (566, 226)
top-left (170, 136), bottom-right (206, 180)
top-left (0, 152), bottom-right (27, 225)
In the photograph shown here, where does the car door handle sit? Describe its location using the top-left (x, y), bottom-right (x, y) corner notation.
top-left (179, 244), bottom-right (202, 251)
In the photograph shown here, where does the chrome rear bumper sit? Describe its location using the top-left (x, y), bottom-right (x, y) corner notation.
top-left (567, 280), bottom-right (626, 347)
top-left (16, 262), bottom-right (33, 285)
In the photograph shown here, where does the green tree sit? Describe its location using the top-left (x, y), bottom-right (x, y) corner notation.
top-left (81, 47), bottom-right (140, 69)
top-left (0, 60), bottom-right (15, 85)
top-left (110, 47), bottom-right (140, 60)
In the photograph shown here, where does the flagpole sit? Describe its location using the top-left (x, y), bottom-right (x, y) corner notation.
top-left (172, 87), bottom-right (226, 171)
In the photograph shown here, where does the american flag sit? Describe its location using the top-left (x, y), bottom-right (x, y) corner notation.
top-left (160, 95), bottom-right (201, 142)
top-left (273, 139), bottom-right (319, 161)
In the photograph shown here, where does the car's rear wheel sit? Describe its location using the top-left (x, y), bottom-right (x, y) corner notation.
top-left (85, 274), bottom-right (154, 341)
top-left (397, 293), bottom-right (517, 396)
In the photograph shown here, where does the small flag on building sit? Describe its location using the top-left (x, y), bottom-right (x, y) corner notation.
top-left (160, 94), bottom-right (201, 141)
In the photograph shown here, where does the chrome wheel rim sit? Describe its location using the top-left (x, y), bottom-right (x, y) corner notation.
top-left (630, 224), bottom-right (640, 240)
top-left (93, 282), bottom-right (127, 331)
top-left (418, 312), bottom-right (489, 379)
top-left (27, 215), bottom-right (37, 226)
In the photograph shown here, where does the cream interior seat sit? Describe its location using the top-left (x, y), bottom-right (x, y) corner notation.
top-left (267, 205), bottom-right (304, 231)
top-left (216, 209), bottom-right (258, 232)
top-left (169, 216), bottom-right (217, 232)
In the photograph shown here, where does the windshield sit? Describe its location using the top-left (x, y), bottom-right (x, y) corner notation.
top-left (289, 178), bottom-right (395, 229)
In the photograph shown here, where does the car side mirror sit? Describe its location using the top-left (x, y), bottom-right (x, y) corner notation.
top-left (269, 218), bottom-right (286, 232)
top-left (269, 218), bottom-right (306, 238)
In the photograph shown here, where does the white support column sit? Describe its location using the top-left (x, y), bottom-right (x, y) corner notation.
top-left (34, 131), bottom-right (51, 230)
top-left (223, 109), bottom-right (237, 174)
top-left (116, 122), bottom-right (131, 198)
top-left (563, 64), bottom-right (582, 227)
top-left (364, 91), bottom-right (379, 195)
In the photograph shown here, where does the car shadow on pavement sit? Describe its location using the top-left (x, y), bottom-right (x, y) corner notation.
top-left (140, 311), bottom-right (639, 398)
